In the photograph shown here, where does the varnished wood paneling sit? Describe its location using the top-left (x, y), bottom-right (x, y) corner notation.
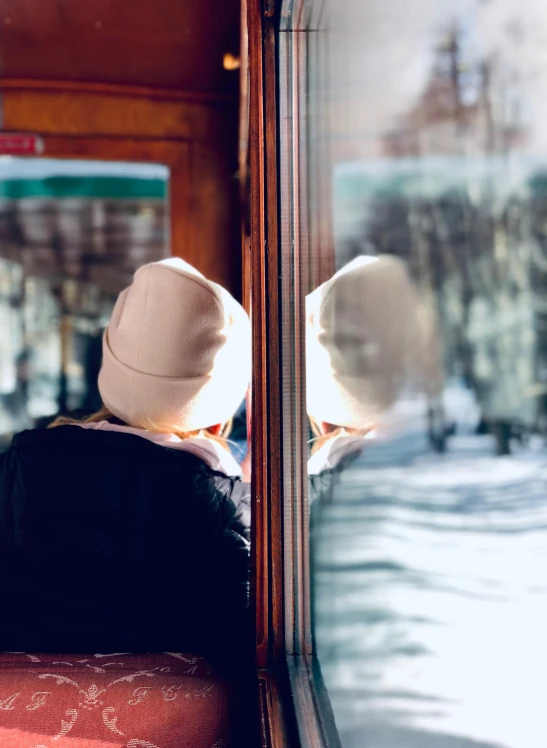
top-left (0, 78), bottom-right (235, 104)
top-left (0, 88), bottom-right (235, 141)
top-left (257, 668), bottom-right (296, 748)
top-left (263, 18), bottom-right (285, 668)
top-left (189, 139), bottom-right (241, 297)
top-left (0, 0), bottom-right (239, 96)
top-left (38, 136), bottom-right (186, 164)
top-left (248, 0), bottom-right (284, 669)
top-left (239, 0), bottom-right (251, 313)
top-left (248, 0), bottom-right (269, 668)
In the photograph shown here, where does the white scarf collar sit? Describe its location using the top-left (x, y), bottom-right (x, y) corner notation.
top-left (308, 434), bottom-right (369, 476)
top-left (308, 397), bottom-right (430, 476)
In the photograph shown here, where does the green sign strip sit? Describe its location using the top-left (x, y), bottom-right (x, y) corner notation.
top-left (0, 176), bottom-right (167, 200)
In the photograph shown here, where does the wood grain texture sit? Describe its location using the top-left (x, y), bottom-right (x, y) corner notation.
top-left (248, 0), bottom-right (269, 668)
top-left (263, 16), bottom-right (285, 666)
top-left (0, 78), bottom-right (235, 103)
top-left (0, 88), bottom-right (236, 140)
top-left (0, 0), bottom-right (242, 297)
top-left (257, 668), bottom-right (296, 748)
top-left (0, 0), bottom-right (240, 96)
top-left (247, 0), bottom-right (285, 670)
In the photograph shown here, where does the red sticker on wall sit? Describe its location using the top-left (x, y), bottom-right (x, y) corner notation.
top-left (0, 133), bottom-right (44, 156)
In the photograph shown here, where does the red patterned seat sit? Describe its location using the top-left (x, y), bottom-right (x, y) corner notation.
top-left (0, 652), bottom-right (232, 747)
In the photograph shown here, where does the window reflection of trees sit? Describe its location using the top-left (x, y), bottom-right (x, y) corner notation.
top-left (335, 17), bottom-right (547, 455)
top-left (309, 5), bottom-right (547, 747)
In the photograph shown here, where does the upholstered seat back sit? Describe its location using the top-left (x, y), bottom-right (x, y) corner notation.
top-left (0, 652), bottom-right (232, 747)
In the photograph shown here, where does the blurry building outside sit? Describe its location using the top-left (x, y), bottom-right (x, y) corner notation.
top-left (0, 158), bottom-right (169, 451)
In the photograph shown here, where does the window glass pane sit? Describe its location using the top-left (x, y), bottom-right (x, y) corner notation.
top-left (306, 3), bottom-right (547, 747)
top-left (0, 158), bottom-right (169, 451)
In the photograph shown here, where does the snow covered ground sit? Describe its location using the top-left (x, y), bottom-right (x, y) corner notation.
top-left (313, 433), bottom-right (547, 748)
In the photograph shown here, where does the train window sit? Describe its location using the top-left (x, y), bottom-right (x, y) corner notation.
top-left (279, 1), bottom-right (547, 746)
top-left (0, 158), bottom-right (169, 451)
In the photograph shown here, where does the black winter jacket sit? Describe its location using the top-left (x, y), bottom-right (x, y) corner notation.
top-left (0, 426), bottom-right (250, 674)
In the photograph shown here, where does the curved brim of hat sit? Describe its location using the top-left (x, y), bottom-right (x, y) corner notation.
top-left (99, 331), bottom-right (250, 432)
top-left (306, 367), bottom-right (397, 429)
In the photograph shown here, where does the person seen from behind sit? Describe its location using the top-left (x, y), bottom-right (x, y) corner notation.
top-left (0, 257), bottom-right (251, 675)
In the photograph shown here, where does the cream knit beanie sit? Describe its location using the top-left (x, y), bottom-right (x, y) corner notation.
top-left (98, 258), bottom-right (251, 432)
top-left (306, 255), bottom-right (443, 429)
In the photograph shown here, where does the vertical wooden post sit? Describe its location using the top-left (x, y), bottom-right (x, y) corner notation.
top-left (247, 0), bottom-right (284, 670)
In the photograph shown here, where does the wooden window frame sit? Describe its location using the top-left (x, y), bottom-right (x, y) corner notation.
top-left (0, 82), bottom-right (241, 296)
top-left (27, 136), bottom-right (189, 267)
top-left (247, 1), bottom-right (340, 745)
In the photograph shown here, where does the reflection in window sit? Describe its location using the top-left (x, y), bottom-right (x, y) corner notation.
top-left (304, 2), bottom-right (547, 747)
top-left (0, 159), bottom-right (168, 451)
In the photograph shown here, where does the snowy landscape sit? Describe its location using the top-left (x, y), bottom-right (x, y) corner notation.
top-left (313, 431), bottom-right (547, 748)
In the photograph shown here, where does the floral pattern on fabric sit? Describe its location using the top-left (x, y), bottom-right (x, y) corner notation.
top-left (0, 652), bottom-right (232, 747)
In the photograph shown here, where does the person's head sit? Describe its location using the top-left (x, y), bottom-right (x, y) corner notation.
top-left (306, 255), bottom-right (442, 441)
top-left (91, 257), bottom-right (250, 438)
